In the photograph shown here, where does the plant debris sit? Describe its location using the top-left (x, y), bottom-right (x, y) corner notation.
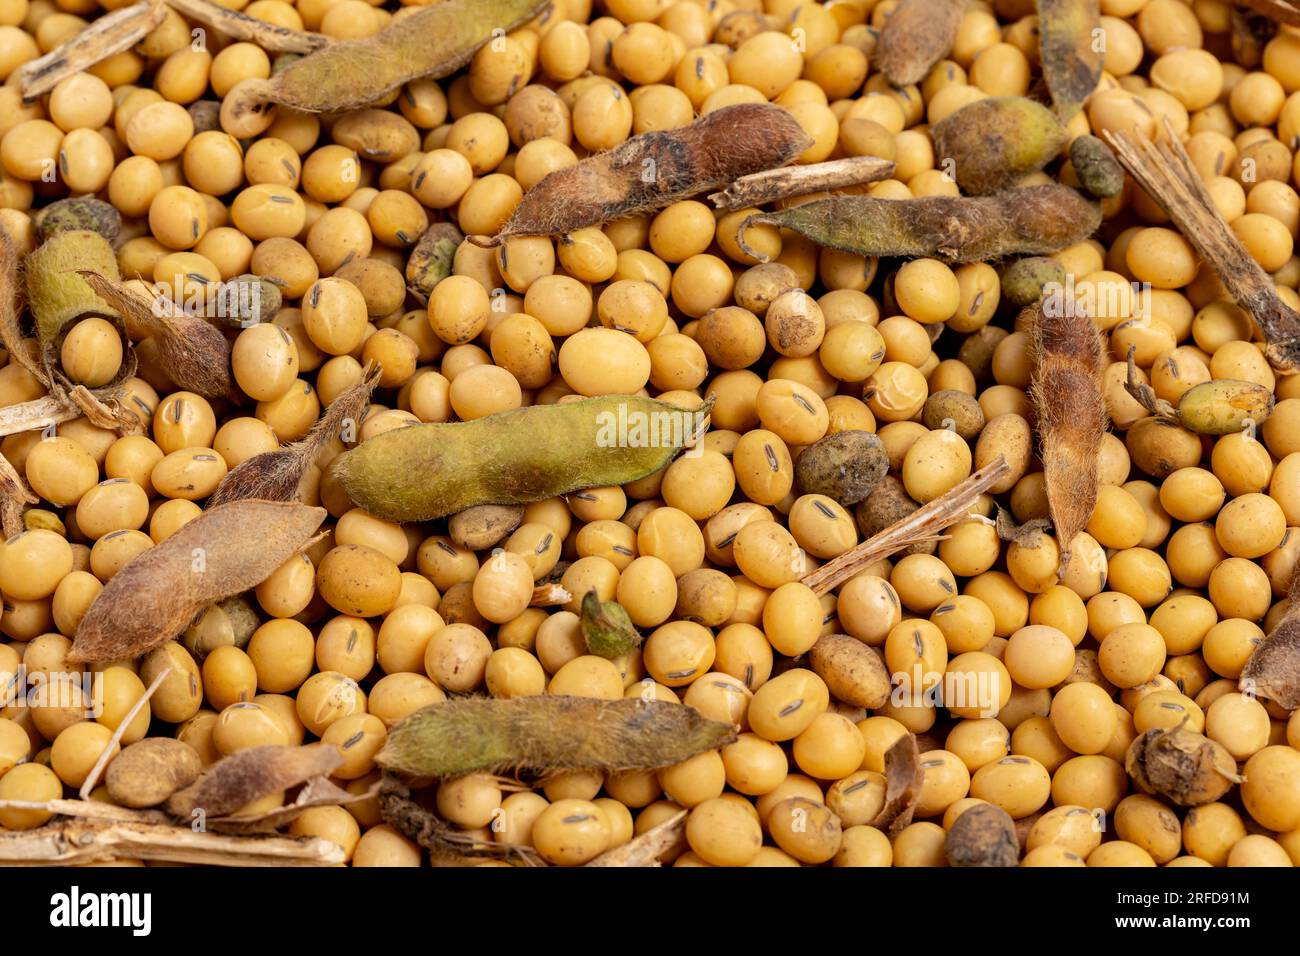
top-left (224, 0), bottom-right (548, 120)
top-left (334, 395), bottom-right (710, 522)
top-left (802, 456), bottom-right (1011, 596)
top-left (377, 697), bottom-right (737, 779)
top-left (1068, 134), bottom-right (1125, 199)
top-left (738, 185), bottom-right (1102, 263)
top-left (476, 104), bottom-right (810, 246)
top-left (1240, 564), bottom-right (1300, 709)
top-left (1124, 347), bottom-right (1274, 435)
top-left (406, 222), bottom-right (464, 303)
top-left (378, 774), bottom-right (542, 866)
top-left (164, 0), bottom-right (328, 53)
top-left (874, 0), bottom-right (966, 86)
top-left (1105, 122), bottom-right (1300, 373)
top-left (14, 0), bottom-right (167, 100)
top-left (208, 363), bottom-right (381, 507)
top-left (70, 500), bottom-right (326, 662)
top-left (1029, 297), bottom-right (1106, 571)
top-left (708, 155), bottom-right (896, 212)
top-left (870, 733), bottom-right (923, 836)
top-left (164, 744), bottom-right (344, 820)
top-left (586, 809), bottom-right (687, 867)
top-left (79, 271), bottom-right (239, 403)
top-left (1036, 0), bottom-right (1104, 119)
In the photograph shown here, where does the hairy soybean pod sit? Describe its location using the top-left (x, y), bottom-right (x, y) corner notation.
top-left (875, 0), bottom-right (966, 86)
top-left (1037, 0), bottom-right (1104, 119)
top-left (739, 185), bottom-right (1102, 264)
top-left (335, 395), bottom-right (710, 522)
top-left (1029, 298), bottom-right (1106, 572)
top-left (226, 0), bottom-right (548, 119)
top-left (478, 104), bottom-right (810, 245)
top-left (377, 697), bottom-right (737, 778)
top-left (932, 98), bottom-right (1067, 196)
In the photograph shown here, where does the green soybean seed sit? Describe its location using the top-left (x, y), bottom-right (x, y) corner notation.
top-left (335, 395), bottom-right (710, 521)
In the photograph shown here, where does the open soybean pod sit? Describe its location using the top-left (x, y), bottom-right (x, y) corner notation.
top-left (335, 395), bottom-right (711, 522)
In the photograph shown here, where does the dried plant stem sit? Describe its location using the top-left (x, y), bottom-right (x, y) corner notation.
top-left (801, 456), bottom-right (1011, 596)
top-left (1237, 0), bottom-right (1300, 26)
top-left (1123, 345), bottom-right (1177, 420)
top-left (587, 810), bottom-right (686, 867)
top-left (78, 667), bottom-right (171, 800)
top-left (0, 818), bottom-right (345, 866)
top-left (0, 799), bottom-right (168, 824)
top-left (165, 0), bottom-right (328, 52)
top-left (530, 582), bottom-right (571, 607)
top-left (1105, 123), bottom-right (1300, 373)
top-left (15, 0), bottom-right (167, 100)
top-left (708, 156), bottom-right (896, 212)
top-left (378, 774), bottom-right (544, 866)
top-left (0, 395), bottom-right (81, 437)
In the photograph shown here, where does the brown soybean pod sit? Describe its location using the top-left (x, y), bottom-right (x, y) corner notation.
top-left (225, 0), bottom-right (549, 118)
top-left (477, 104), bottom-right (811, 245)
top-left (1037, 0), bottom-right (1104, 120)
top-left (69, 501), bottom-right (327, 662)
top-left (335, 395), bottom-right (710, 522)
top-left (875, 0), bottom-right (966, 87)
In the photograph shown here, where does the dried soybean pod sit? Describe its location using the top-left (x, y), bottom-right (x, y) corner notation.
top-left (1126, 725), bottom-right (1240, 806)
top-left (1037, 0), bottom-right (1103, 119)
top-left (1240, 567), bottom-right (1300, 709)
top-left (931, 98), bottom-right (1067, 196)
top-left (1068, 135), bottom-right (1124, 199)
top-left (105, 738), bottom-right (203, 808)
top-left (377, 697), bottom-right (737, 778)
top-left (165, 0), bottom-right (328, 54)
top-left (25, 233), bottom-right (130, 385)
top-left (14, 0), bottom-right (167, 100)
top-left (875, 0), bottom-right (966, 86)
top-left (69, 501), bottom-right (326, 662)
top-left (225, 0), bottom-right (548, 120)
top-left (208, 364), bottom-right (381, 507)
top-left (580, 590), bottom-right (641, 659)
top-left (406, 222), bottom-right (465, 303)
top-left (808, 634), bottom-right (891, 709)
top-left (334, 395), bottom-right (710, 522)
top-left (33, 198), bottom-right (122, 243)
top-left (476, 104), bottom-right (810, 246)
top-left (79, 271), bottom-right (239, 403)
top-left (164, 744), bottom-right (344, 819)
top-left (738, 185), bottom-right (1101, 264)
top-left (945, 803), bottom-right (1019, 867)
top-left (1028, 298), bottom-right (1105, 572)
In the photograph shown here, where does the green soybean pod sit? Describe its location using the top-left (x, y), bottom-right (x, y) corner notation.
top-left (335, 395), bottom-right (710, 522)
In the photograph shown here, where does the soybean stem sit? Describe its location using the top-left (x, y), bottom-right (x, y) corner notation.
top-left (801, 456), bottom-right (1012, 596)
top-left (708, 155), bottom-right (896, 212)
top-left (587, 810), bottom-right (686, 867)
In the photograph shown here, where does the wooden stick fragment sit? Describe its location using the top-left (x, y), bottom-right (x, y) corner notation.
top-left (15, 0), bottom-right (167, 101)
top-left (801, 457), bottom-right (1012, 596)
top-left (0, 451), bottom-right (36, 537)
top-left (0, 818), bottom-right (345, 866)
top-left (165, 0), bottom-right (329, 53)
top-left (78, 667), bottom-right (171, 800)
top-left (1104, 123), bottom-right (1300, 373)
top-left (708, 156), bottom-right (896, 212)
top-left (587, 810), bottom-right (686, 867)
